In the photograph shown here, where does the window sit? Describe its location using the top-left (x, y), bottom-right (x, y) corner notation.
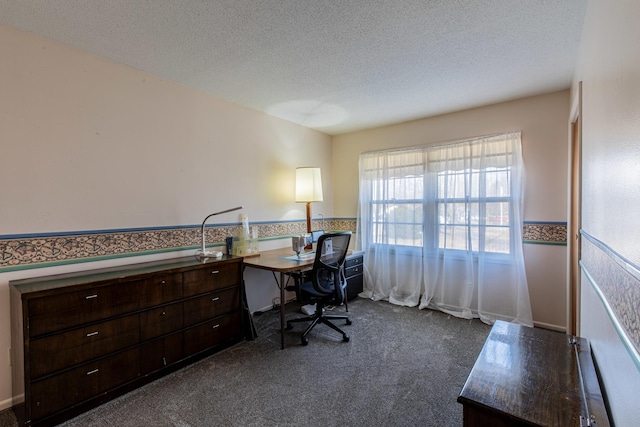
top-left (370, 172), bottom-right (424, 247)
top-left (357, 132), bottom-right (532, 326)
top-left (436, 166), bottom-right (512, 253)
top-left (359, 132), bottom-right (521, 255)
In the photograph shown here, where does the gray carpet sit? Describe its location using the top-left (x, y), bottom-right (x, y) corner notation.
top-left (0, 298), bottom-right (491, 427)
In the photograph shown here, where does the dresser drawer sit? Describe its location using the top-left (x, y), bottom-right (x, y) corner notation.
top-left (140, 332), bottom-right (184, 376)
top-left (30, 348), bottom-right (139, 420)
top-left (184, 311), bottom-right (241, 355)
top-left (139, 273), bottom-right (183, 308)
top-left (345, 255), bottom-right (363, 269)
top-left (30, 315), bottom-right (140, 379)
top-left (140, 302), bottom-right (184, 341)
top-left (182, 262), bottom-right (240, 297)
top-left (28, 282), bottom-right (140, 336)
top-left (345, 264), bottom-right (363, 278)
top-left (183, 287), bottom-right (240, 327)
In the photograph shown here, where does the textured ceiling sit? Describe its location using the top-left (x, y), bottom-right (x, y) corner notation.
top-left (0, 0), bottom-right (588, 135)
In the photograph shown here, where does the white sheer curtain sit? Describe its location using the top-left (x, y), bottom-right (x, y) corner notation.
top-left (356, 132), bottom-right (533, 326)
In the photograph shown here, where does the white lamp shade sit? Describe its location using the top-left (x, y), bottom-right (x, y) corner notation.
top-left (295, 167), bottom-right (323, 202)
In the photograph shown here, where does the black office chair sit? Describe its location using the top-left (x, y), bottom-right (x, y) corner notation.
top-left (286, 231), bottom-right (352, 345)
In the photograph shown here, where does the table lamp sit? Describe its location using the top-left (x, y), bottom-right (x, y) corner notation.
top-left (295, 167), bottom-right (323, 243)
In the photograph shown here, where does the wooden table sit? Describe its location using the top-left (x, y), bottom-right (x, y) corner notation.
top-left (458, 320), bottom-right (609, 427)
top-left (243, 247), bottom-right (317, 349)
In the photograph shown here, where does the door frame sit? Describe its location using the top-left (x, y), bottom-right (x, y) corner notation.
top-left (568, 81), bottom-right (582, 336)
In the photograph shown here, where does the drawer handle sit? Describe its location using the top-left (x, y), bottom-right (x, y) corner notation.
top-left (85, 294), bottom-right (98, 300)
top-left (86, 369), bottom-right (99, 376)
top-left (211, 297), bottom-right (220, 302)
top-left (211, 270), bottom-right (219, 275)
top-left (161, 311), bottom-right (166, 316)
top-left (212, 324), bottom-right (220, 329)
top-left (86, 331), bottom-right (99, 337)
top-left (161, 280), bottom-right (166, 284)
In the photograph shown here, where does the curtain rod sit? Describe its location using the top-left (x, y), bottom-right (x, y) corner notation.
top-left (360, 131), bottom-right (521, 156)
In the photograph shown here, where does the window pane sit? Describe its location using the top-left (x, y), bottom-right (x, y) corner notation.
top-left (372, 222), bottom-right (423, 246)
top-left (389, 223), bottom-right (423, 246)
top-left (438, 171), bottom-right (467, 199)
top-left (486, 168), bottom-right (511, 197)
top-left (392, 175), bottom-right (423, 199)
top-left (470, 203), bottom-right (480, 225)
top-left (486, 202), bottom-right (509, 225)
top-left (439, 225), bottom-right (509, 253)
top-left (484, 226), bottom-right (510, 253)
top-left (389, 203), bottom-right (423, 223)
top-left (439, 202), bottom-right (468, 225)
top-left (371, 202), bottom-right (423, 247)
top-left (439, 225), bottom-right (479, 251)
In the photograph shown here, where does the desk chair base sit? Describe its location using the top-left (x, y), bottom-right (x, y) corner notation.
top-left (286, 304), bottom-right (352, 346)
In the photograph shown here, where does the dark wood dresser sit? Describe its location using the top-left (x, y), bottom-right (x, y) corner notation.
top-left (458, 321), bottom-right (610, 427)
top-left (10, 255), bottom-right (244, 426)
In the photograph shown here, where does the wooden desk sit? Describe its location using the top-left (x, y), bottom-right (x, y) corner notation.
top-left (243, 248), bottom-right (316, 349)
top-left (458, 321), bottom-right (609, 427)
top-left (244, 247), bottom-right (363, 349)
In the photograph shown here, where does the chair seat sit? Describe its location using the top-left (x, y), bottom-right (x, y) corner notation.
top-left (299, 282), bottom-right (332, 300)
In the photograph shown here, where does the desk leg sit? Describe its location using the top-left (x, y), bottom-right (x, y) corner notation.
top-left (280, 271), bottom-right (286, 350)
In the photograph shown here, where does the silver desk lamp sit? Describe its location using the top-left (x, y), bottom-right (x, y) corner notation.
top-left (198, 206), bottom-right (243, 259)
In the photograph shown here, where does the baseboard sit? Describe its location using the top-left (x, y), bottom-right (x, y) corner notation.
top-left (0, 396), bottom-right (13, 411)
top-left (533, 320), bottom-right (566, 333)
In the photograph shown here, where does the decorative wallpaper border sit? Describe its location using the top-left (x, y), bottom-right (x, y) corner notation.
top-left (522, 221), bottom-right (567, 246)
top-left (0, 219), bottom-right (565, 272)
top-left (581, 231), bottom-right (640, 370)
top-left (0, 219), bottom-right (356, 272)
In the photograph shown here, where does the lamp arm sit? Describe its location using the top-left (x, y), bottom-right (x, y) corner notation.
top-left (200, 206), bottom-right (243, 256)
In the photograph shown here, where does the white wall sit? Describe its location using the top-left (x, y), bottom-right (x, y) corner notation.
top-left (0, 24), bottom-right (332, 410)
top-left (332, 91), bottom-right (570, 330)
top-left (572, 0), bottom-right (640, 425)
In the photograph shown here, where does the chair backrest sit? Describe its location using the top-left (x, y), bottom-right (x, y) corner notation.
top-left (310, 232), bottom-right (352, 305)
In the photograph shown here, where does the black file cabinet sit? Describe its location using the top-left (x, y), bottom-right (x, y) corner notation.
top-left (344, 252), bottom-right (364, 300)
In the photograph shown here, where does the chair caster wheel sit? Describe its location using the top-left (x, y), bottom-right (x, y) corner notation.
top-left (346, 318), bottom-right (352, 325)
top-left (301, 337), bottom-right (309, 346)
top-left (286, 323), bottom-right (293, 330)
top-left (343, 334), bottom-right (350, 342)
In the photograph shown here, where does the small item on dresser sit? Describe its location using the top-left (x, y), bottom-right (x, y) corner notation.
top-left (226, 236), bottom-right (233, 255)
